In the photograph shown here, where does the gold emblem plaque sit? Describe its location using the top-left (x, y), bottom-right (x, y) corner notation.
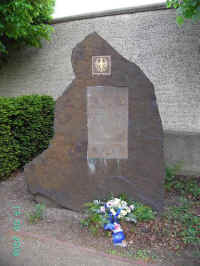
top-left (87, 86), bottom-right (128, 159)
top-left (92, 56), bottom-right (111, 75)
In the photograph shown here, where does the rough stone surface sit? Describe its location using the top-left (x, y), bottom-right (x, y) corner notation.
top-left (25, 33), bottom-right (165, 212)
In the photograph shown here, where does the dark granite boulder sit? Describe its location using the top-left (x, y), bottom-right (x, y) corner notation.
top-left (25, 32), bottom-right (165, 212)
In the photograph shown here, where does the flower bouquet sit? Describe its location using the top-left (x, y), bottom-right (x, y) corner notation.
top-left (83, 197), bottom-right (137, 247)
top-left (94, 197), bottom-right (137, 223)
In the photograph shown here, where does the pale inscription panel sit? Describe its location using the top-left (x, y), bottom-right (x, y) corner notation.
top-left (87, 86), bottom-right (128, 159)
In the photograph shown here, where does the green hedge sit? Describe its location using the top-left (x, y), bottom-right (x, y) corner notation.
top-left (0, 95), bottom-right (55, 180)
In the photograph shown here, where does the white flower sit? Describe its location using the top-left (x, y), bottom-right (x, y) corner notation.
top-left (113, 198), bottom-right (121, 205)
top-left (121, 201), bottom-right (127, 208)
top-left (100, 206), bottom-right (106, 213)
top-left (120, 210), bottom-right (127, 217)
top-left (126, 207), bottom-right (131, 213)
top-left (129, 205), bottom-right (135, 211)
top-left (106, 201), bottom-right (112, 208)
top-left (110, 208), bottom-right (116, 216)
top-left (93, 200), bottom-right (100, 205)
top-left (107, 198), bottom-right (120, 208)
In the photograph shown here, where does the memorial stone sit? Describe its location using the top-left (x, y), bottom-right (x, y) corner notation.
top-left (25, 32), bottom-right (165, 211)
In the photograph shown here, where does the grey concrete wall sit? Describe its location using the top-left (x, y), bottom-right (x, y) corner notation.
top-left (164, 131), bottom-right (200, 176)
top-left (0, 4), bottom-right (200, 175)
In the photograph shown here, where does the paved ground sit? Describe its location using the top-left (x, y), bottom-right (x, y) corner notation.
top-left (0, 230), bottom-right (159, 266)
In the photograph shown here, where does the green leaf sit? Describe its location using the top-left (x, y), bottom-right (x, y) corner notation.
top-left (166, 0), bottom-right (172, 8)
top-left (174, 3), bottom-right (179, 9)
top-left (192, 13), bottom-right (200, 22)
top-left (191, 1), bottom-right (198, 7)
top-left (176, 15), bottom-right (185, 25)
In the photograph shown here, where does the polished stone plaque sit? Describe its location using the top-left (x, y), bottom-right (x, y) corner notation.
top-left (87, 86), bottom-right (128, 159)
top-left (92, 56), bottom-right (111, 75)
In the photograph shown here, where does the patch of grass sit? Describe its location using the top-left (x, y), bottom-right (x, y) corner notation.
top-left (163, 197), bottom-right (200, 246)
top-left (80, 212), bottom-right (105, 236)
top-left (107, 249), bottom-right (118, 255)
top-left (135, 249), bottom-right (158, 261)
top-left (119, 193), bottom-right (156, 222)
top-left (165, 163), bottom-right (200, 200)
top-left (136, 249), bottom-right (149, 259)
top-left (165, 162), bottom-right (183, 190)
top-left (107, 248), bottom-right (133, 259)
top-left (25, 203), bottom-right (46, 224)
top-left (107, 248), bottom-right (158, 261)
top-left (133, 201), bottom-right (156, 222)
